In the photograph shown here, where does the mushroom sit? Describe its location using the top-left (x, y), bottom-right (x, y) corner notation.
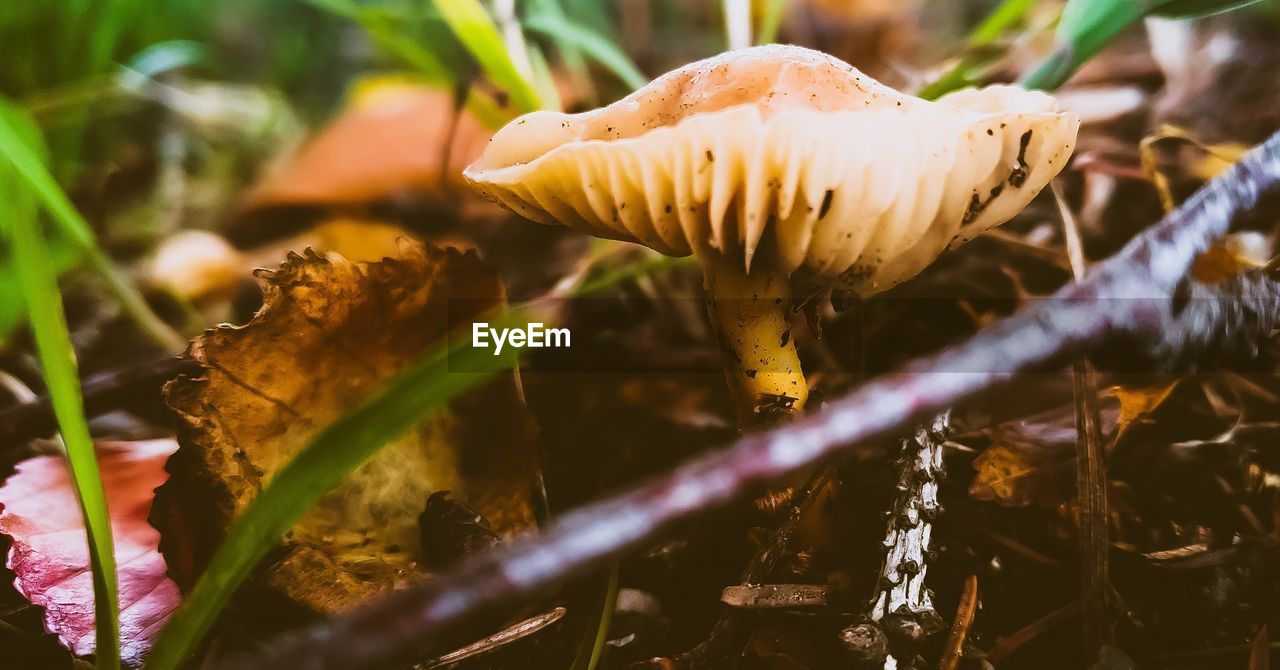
top-left (465, 45), bottom-right (1079, 423)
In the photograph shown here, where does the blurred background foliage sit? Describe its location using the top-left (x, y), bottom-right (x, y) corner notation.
top-left (4, 2), bottom-right (1280, 667)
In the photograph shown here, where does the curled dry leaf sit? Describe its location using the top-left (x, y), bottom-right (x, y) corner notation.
top-left (153, 241), bottom-right (539, 615)
top-left (0, 440), bottom-right (181, 668)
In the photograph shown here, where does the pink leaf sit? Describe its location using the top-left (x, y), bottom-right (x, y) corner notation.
top-left (0, 439), bottom-right (181, 667)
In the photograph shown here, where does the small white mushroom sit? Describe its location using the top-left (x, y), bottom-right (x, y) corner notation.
top-left (466, 45), bottom-right (1079, 422)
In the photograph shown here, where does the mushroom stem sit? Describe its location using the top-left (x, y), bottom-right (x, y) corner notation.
top-left (700, 250), bottom-right (808, 424)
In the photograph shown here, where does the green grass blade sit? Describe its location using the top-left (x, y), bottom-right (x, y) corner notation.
top-left (523, 14), bottom-right (648, 90)
top-left (1156, 0), bottom-right (1262, 17)
top-left (917, 0), bottom-right (1039, 99)
top-left (527, 42), bottom-right (564, 112)
top-left (757, 0), bottom-right (788, 45)
top-left (2, 143), bottom-right (120, 670)
top-left (0, 232), bottom-right (83, 343)
top-left (302, 0), bottom-right (527, 128)
top-left (1021, 0), bottom-right (1262, 91)
top-left (970, 0), bottom-right (1038, 45)
top-left (431, 0), bottom-right (542, 113)
top-left (302, 0), bottom-right (456, 86)
top-left (143, 311), bottom-right (525, 670)
top-left (524, 0), bottom-right (595, 102)
top-left (569, 562), bottom-right (620, 670)
top-left (0, 102), bottom-right (183, 351)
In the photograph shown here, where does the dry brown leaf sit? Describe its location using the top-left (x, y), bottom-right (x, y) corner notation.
top-left (969, 442), bottom-right (1075, 508)
top-left (1188, 231), bottom-right (1271, 284)
top-left (1106, 380), bottom-right (1178, 442)
top-left (153, 240), bottom-right (539, 616)
top-left (1139, 125), bottom-right (1250, 212)
top-left (968, 408), bottom-right (1090, 508)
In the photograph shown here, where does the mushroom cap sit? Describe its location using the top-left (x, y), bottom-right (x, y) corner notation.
top-left (465, 45), bottom-right (1079, 294)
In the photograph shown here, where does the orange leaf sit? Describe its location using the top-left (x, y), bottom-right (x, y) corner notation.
top-left (240, 82), bottom-right (492, 213)
top-left (1107, 380), bottom-right (1178, 442)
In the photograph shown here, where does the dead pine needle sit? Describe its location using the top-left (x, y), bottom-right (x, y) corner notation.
top-left (1055, 179), bottom-right (1114, 660)
top-left (937, 575), bottom-right (979, 670)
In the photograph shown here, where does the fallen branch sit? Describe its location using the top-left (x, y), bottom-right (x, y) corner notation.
top-left (222, 130), bottom-right (1280, 670)
top-left (0, 355), bottom-right (199, 448)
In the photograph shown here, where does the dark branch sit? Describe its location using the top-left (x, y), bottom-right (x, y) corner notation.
top-left (222, 131), bottom-right (1280, 670)
top-left (0, 355), bottom-right (199, 447)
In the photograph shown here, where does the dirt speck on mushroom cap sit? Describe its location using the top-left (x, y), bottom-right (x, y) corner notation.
top-left (466, 45), bottom-right (1079, 296)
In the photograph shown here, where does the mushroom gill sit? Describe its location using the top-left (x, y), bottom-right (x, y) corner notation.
top-left (466, 44), bottom-right (1079, 423)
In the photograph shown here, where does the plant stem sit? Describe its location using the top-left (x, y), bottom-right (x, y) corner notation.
top-left (723, 0), bottom-right (752, 50)
top-left (84, 246), bottom-right (187, 351)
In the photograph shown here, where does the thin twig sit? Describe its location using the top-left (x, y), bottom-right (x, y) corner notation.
top-left (679, 467), bottom-right (836, 668)
top-left (221, 131), bottom-right (1280, 670)
top-left (420, 607), bottom-right (566, 669)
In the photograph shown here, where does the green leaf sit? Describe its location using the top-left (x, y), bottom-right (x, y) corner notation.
top-left (431, 0), bottom-right (542, 113)
top-left (523, 13), bottom-right (649, 90)
top-left (0, 114), bottom-right (120, 670)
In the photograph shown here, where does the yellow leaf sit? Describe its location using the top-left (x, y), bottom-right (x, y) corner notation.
top-left (1106, 379), bottom-right (1178, 442)
top-left (970, 443), bottom-right (1073, 508)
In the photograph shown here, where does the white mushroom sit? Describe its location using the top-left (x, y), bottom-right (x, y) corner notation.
top-left (466, 45), bottom-right (1079, 422)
